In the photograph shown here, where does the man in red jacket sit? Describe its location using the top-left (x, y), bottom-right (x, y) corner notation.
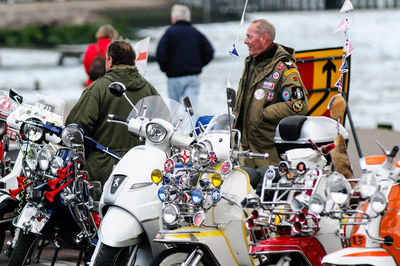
top-left (83, 24), bottom-right (119, 87)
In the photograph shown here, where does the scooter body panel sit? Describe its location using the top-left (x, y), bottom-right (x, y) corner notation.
top-left (380, 183), bottom-right (400, 265)
top-left (98, 206), bottom-right (144, 247)
top-left (321, 247), bottom-right (396, 265)
top-left (156, 224), bottom-right (253, 266)
top-left (251, 235), bottom-right (325, 266)
top-left (100, 145), bottom-right (166, 222)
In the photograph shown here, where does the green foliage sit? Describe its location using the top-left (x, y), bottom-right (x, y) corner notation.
top-left (0, 24), bottom-right (137, 48)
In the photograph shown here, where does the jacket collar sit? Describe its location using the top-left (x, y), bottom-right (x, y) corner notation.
top-left (254, 43), bottom-right (277, 64)
top-left (109, 65), bottom-right (137, 71)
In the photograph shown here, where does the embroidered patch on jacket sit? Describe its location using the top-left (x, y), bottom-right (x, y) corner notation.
top-left (277, 63), bottom-right (285, 71)
top-left (292, 87), bottom-right (305, 100)
top-left (292, 76), bottom-right (299, 82)
top-left (265, 73), bottom-right (272, 80)
top-left (262, 81), bottom-right (275, 90)
top-left (272, 71), bottom-right (280, 80)
top-left (292, 100), bottom-right (304, 112)
top-left (284, 69), bottom-right (299, 76)
top-left (254, 89), bottom-right (265, 100)
top-left (282, 89), bottom-right (290, 101)
top-left (266, 91), bottom-right (275, 101)
top-left (284, 61), bottom-right (295, 68)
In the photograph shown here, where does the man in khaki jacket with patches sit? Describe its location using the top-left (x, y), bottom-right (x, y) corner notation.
top-left (234, 19), bottom-right (309, 169)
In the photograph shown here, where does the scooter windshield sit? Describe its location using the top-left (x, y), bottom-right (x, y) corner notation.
top-left (24, 93), bottom-right (65, 118)
top-left (128, 95), bottom-right (191, 131)
top-left (203, 113), bottom-right (234, 135)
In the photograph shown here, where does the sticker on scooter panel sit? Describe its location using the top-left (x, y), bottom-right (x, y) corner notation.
top-left (212, 189), bottom-right (221, 202)
top-left (208, 152), bottom-right (218, 166)
top-left (221, 160), bottom-right (232, 175)
top-left (0, 97), bottom-right (11, 112)
top-left (296, 161), bottom-right (307, 175)
top-left (164, 158), bottom-right (175, 173)
top-left (110, 175), bottom-right (126, 194)
top-left (278, 161), bottom-right (289, 176)
top-left (179, 150), bottom-right (191, 164)
top-left (264, 168), bottom-right (276, 188)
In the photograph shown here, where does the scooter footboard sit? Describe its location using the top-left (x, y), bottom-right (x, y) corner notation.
top-left (322, 247), bottom-right (396, 266)
top-left (99, 206), bottom-right (144, 247)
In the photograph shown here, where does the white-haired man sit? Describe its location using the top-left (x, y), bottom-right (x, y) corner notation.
top-left (156, 4), bottom-right (214, 111)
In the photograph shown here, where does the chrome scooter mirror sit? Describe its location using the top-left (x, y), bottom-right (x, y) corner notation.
top-left (108, 82), bottom-right (138, 116)
top-left (226, 88), bottom-right (236, 109)
top-left (9, 88), bottom-right (23, 105)
top-left (183, 96), bottom-right (194, 117)
top-left (183, 96), bottom-right (197, 138)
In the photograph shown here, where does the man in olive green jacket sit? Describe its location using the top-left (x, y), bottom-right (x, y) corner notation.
top-left (66, 40), bottom-right (159, 185)
top-left (234, 19), bottom-right (309, 168)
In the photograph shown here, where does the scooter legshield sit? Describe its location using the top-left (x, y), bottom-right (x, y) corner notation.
top-left (322, 247), bottom-right (396, 266)
top-left (98, 206), bottom-right (144, 247)
top-left (13, 202), bottom-right (51, 235)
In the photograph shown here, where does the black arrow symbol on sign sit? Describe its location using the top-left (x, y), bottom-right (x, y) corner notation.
top-left (307, 59), bottom-right (337, 115)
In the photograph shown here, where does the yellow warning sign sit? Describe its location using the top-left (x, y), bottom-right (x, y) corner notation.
top-left (295, 47), bottom-right (350, 126)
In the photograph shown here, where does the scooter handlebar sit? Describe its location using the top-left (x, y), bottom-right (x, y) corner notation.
top-left (390, 145), bottom-right (399, 158)
top-left (107, 114), bottom-right (128, 124)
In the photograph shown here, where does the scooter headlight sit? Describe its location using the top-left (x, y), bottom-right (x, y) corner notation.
top-left (308, 194), bottom-right (326, 215)
top-left (290, 193), bottom-right (309, 212)
top-left (61, 125), bottom-right (84, 147)
top-left (50, 156), bottom-right (64, 177)
top-left (38, 146), bottom-right (52, 170)
top-left (211, 173), bottom-right (222, 187)
top-left (326, 172), bottom-right (352, 206)
top-left (162, 204), bottom-right (179, 225)
top-left (191, 189), bottom-right (203, 204)
top-left (22, 122), bottom-right (44, 142)
top-left (370, 191), bottom-right (387, 214)
top-left (158, 186), bottom-right (166, 202)
top-left (146, 122), bottom-right (167, 143)
top-left (151, 169), bottom-right (163, 184)
top-left (359, 172), bottom-right (379, 198)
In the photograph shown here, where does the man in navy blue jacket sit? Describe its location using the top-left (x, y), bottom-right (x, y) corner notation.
top-left (156, 4), bottom-right (214, 111)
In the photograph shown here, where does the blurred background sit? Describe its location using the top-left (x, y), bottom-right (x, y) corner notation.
top-left (0, 0), bottom-right (399, 131)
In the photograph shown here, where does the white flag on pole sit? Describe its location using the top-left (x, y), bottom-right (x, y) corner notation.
top-left (134, 36), bottom-right (150, 76)
top-left (332, 18), bottom-right (349, 33)
top-left (340, 0), bottom-right (354, 13)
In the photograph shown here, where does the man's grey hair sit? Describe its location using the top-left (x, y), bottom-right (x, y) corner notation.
top-left (171, 4), bottom-right (191, 22)
top-left (252, 19), bottom-right (276, 41)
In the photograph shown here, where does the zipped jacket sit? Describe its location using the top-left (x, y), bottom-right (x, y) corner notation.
top-left (66, 65), bottom-right (159, 184)
top-left (234, 44), bottom-right (309, 167)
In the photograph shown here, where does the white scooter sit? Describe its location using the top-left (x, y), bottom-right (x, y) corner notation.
top-left (90, 82), bottom-right (196, 265)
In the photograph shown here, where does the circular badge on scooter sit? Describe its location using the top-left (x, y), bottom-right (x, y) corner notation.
top-left (208, 152), bottom-right (218, 166)
top-left (265, 168), bottom-right (276, 181)
top-left (278, 161), bottom-right (289, 176)
top-left (221, 160), bottom-right (232, 175)
top-left (164, 158), bottom-right (175, 173)
top-left (211, 189), bottom-right (221, 202)
top-left (296, 161), bottom-right (307, 175)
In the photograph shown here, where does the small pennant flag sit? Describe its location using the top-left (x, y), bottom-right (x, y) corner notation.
top-left (333, 18), bottom-right (349, 33)
top-left (340, 0), bottom-right (354, 13)
top-left (229, 43), bottom-right (240, 57)
top-left (134, 36), bottom-right (150, 76)
top-left (340, 60), bottom-right (348, 73)
top-left (346, 39), bottom-right (354, 57)
top-left (335, 75), bottom-right (343, 89)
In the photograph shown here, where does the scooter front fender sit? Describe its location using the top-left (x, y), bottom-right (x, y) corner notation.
top-left (98, 206), bottom-right (144, 247)
top-left (322, 247), bottom-right (396, 266)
